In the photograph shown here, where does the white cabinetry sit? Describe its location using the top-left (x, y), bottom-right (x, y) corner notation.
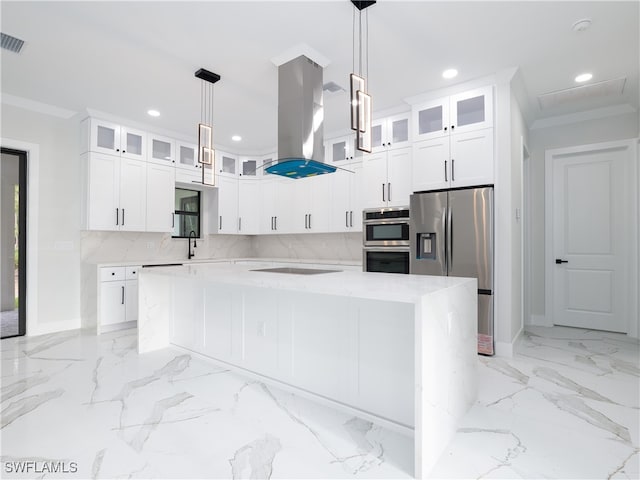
top-left (238, 177), bottom-right (261, 234)
top-left (362, 147), bottom-right (412, 208)
top-left (147, 133), bottom-right (175, 166)
top-left (216, 175), bottom-right (238, 233)
top-left (216, 150), bottom-right (238, 177)
top-left (291, 175), bottom-right (330, 233)
top-left (260, 177), bottom-right (294, 234)
top-left (83, 118), bottom-right (146, 161)
top-left (325, 134), bottom-right (362, 163)
top-left (413, 86), bottom-right (493, 141)
top-left (412, 86), bottom-right (494, 191)
top-left (146, 163), bottom-right (175, 232)
top-left (371, 112), bottom-right (411, 153)
top-left (99, 265), bottom-right (139, 333)
top-left (82, 152), bottom-right (147, 231)
top-left (329, 162), bottom-right (362, 232)
top-left (175, 141), bottom-right (202, 184)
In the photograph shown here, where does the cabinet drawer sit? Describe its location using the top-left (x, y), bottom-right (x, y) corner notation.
top-left (100, 266), bottom-right (125, 282)
top-left (126, 266), bottom-right (140, 280)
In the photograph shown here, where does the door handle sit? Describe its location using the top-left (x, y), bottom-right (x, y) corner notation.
top-left (387, 183), bottom-right (391, 202)
top-left (121, 286), bottom-right (125, 305)
top-left (382, 184), bottom-right (385, 202)
top-left (448, 207), bottom-right (453, 268)
top-left (555, 259), bottom-right (569, 264)
top-left (274, 216), bottom-right (277, 230)
top-left (219, 215), bottom-right (222, 230)
top-left (308, 213), bottom-right (311, 229)
top-left (172, 213), bottom-right (175, 228)
top-left (115, 208), bottom-right (119, 226)
top-left (350, 210), bottom-right (353, 227)
top-left (452, 158), bottom-right (455, 182)
top-left (444, 160), bottom-right (448, 182)
top-left (346, 211), bottom-right (349, 228)
top-left (122, 209), bottom-right (125, 226)
top-left (239, 217), bottom-right (241, 231)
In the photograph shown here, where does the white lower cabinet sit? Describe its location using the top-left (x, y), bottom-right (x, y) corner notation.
top-left (98, 266), bottom-right (139, 332)
top-left (216, 175), bottom-right (239, 233)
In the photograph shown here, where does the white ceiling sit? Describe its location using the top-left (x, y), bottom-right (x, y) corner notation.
top-left (1, 1), bottom-right (638, 153)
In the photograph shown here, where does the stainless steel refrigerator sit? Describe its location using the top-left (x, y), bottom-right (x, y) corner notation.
top-left (409, 187), bottom-right (494, 355)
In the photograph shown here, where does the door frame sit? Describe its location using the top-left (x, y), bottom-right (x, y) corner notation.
top-left (1, 138), bottom-right (39, 336)
top-left (544, 138), bottom-right (638, 337)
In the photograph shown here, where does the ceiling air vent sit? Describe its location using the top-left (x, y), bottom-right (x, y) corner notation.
top-left (1, 32), bottom-right (25, 53)
top-left (538, 77), bottom-right (626, 110)
top-left (323, 81), bottom-right (345, 93)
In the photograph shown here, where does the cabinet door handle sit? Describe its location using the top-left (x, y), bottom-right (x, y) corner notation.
top-left (444, 160), bottom-right (448, 182)
top-left (115, 208), bottom-right (119, 226)
top-left (172, 213), bottom-right (175, 228)
top-left (219, 215), bottom-right (222, 230)
top-left (121, 286), bottom-right (125, 305)
top-left (275, 216), bottom-right (277, 230)
top-left (350, 210), bottom-right (353, 227)
top-left (388, 183), bottom-right (391, 202)
top-left (345, 211), bottom-right (349, 228)
top-left (238, 217), bottom-right (241, 231)
top-left (308, 214), bottom-right (311, 229)
top-left (382, 184), bottom-right (385, 202)
top-left (122, 209), bottom-right (125, 226)
top-left (452, 159), bottom-right (455, 181)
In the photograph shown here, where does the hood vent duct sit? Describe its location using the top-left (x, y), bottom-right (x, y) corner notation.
top-left (267, 55), bottom-right (335, 179)
top-left (1, 33), bottom-right (25, 53)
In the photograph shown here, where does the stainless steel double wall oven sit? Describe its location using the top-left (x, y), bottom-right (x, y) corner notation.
top-left (362, 207), bottom-right (410, 274)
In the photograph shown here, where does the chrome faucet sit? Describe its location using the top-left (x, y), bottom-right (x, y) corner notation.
top-left (188, 230), bottom-right (197, 259)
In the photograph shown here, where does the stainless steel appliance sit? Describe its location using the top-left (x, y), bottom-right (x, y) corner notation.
top-left (363, 207), bottom-right (410, 274)
top-left (409, 187), bottom-right (494, 355)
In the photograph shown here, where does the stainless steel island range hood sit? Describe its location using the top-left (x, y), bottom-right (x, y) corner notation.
top-left (266, 55), bottom-right (335, 179)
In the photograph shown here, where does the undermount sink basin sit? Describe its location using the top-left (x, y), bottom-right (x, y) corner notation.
top-left (250, 267), bottom-right (341, 275)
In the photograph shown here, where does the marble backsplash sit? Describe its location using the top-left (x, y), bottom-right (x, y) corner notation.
top-left (81, 231), bottom-right (253, 264)
top-left (250, 232), bottom-right (362, 262)
top-left (81, 231), bottom-right (363, 264)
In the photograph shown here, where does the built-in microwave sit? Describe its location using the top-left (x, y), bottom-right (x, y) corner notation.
top-left (363, 247), bottom-right (410, 274)
top-left (362, 207), bottom-right (410, 247)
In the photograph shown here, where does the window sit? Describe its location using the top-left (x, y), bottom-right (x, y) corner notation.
top-left (173, 188), bottom-right (200, 238)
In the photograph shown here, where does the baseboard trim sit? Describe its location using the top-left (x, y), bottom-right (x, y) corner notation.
top-left (529, 314), bottom-right (553, 327)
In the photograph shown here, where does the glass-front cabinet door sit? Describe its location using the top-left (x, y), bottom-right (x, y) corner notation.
top-left (216, 150), bottom-right (238, 177)
top-left (449, 86), bottom-right (493, 134)
top-left (412, 97), bottom-right (449, 141)
top-left (120, 126), bottom-right (145, 161)
top-left (148, 134), bottom-right (175, 165)
top-left (239, 156), bottom-right (259, 177)
top-left (372, 113), bottom-right (412, 152)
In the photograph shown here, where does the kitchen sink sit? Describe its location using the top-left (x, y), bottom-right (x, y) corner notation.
top-left (250, 267), bottom-right (341, 275)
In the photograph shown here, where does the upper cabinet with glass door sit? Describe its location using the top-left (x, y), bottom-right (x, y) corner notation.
top-left (215, 150), bottom-right (238, 178)
top-left (413, 86), bottom-right (493, 141)
top-left (370, 112), bottom-right (411, 153)
top-left (325, 134), bottom-right (362, 163)
top-left (175, 141), bottom-right (202, 184)
top-left (83, 118), bottom-right (146, 161)
top-left (147, 133), bottom-right (176, 165)
top-left (239, 156), bottom-right (260, 177)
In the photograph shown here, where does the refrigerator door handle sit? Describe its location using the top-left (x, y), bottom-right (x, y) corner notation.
top-left (442, 207), bottom-right (448, 274)
top-left (447, 206), bottom-right (453, 271)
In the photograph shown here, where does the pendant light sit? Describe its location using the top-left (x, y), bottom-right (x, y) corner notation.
top-left (195, 68), bottom-right (220, 186)
top-left (350, 0), bottom-right (375, 153)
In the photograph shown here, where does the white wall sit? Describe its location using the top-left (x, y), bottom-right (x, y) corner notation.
top-left (1, 104), bottom-right (82, 334)
top-left (528, 111), bottom-right (639, 323)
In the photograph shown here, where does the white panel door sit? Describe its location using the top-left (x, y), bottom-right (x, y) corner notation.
top-left (146, 163), bottom-right (175, 232)
top-left (552, 146), bottom-right (630, 332)
top-left (100, 282), bottom-right (126, 326)
top-left (450, 128), bottom-right (494, 188)
top-left (119, 158), bottom-right (147, 232)
top-left (216, 175), bottom-right (238, 233)
top-left (238, 178), bottom-right (261, 234)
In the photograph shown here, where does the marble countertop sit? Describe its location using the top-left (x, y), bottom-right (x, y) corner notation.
top-left (140, 262), bottom-right (474, 303)
top-left (94, 257), bottom-right (362, 268)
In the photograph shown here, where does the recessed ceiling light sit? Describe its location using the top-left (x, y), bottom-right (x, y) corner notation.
top-left (575, 73), bottom-right (593, 83)
top-left (442, 69), bottom-right (458, 79)
top-left (572, 18), bottom-right (592, 32)
top-left (232, 135), bottom-right (242, 142)
top-left (147, 109), bottom-right (160, 117)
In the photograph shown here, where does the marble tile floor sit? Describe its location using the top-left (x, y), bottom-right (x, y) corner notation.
top-left (0, 310), bottom-right (19, 338)
top-left (0, 325), bottom-right (638, 479)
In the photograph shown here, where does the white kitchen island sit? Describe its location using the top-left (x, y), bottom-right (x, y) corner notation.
top-left (138, 261), bottom-right (478, 478)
